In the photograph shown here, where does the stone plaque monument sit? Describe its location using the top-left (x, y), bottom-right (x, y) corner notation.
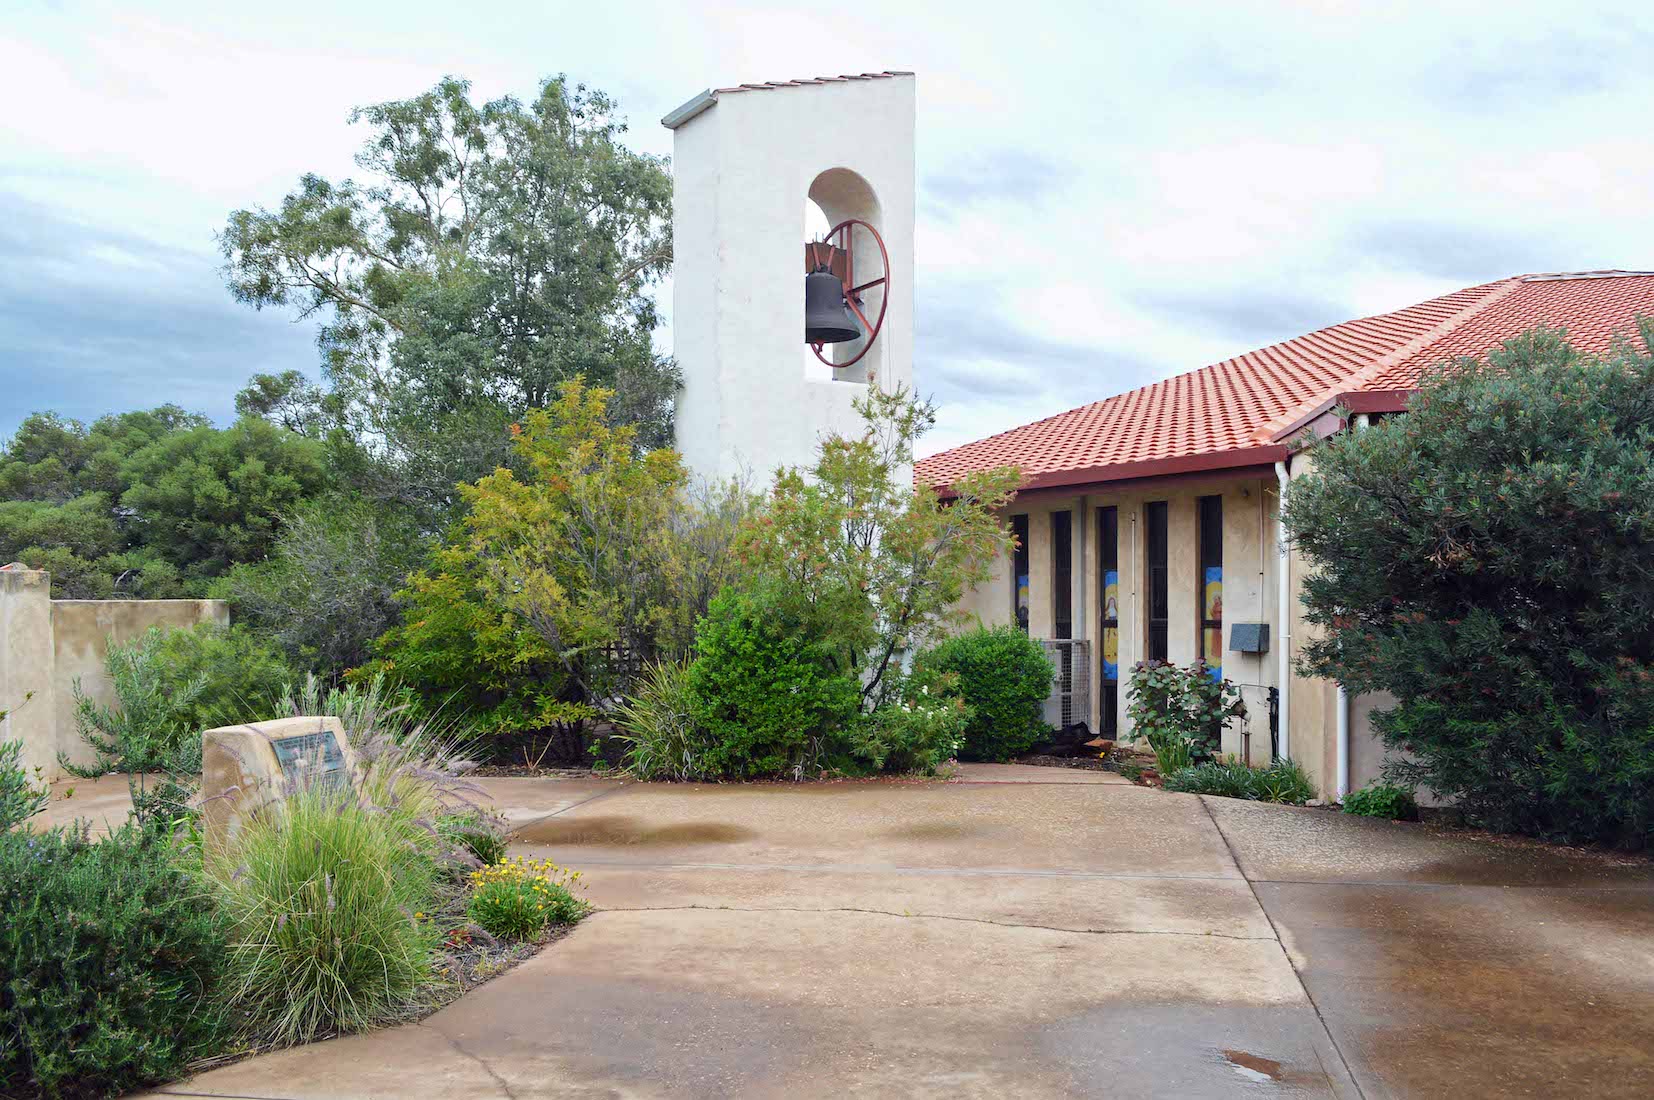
top-left (201, 715), bottom-right (360, 851)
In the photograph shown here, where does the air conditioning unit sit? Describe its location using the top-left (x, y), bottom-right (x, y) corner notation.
top-left (1037, 638), bottom-right (1091, 729)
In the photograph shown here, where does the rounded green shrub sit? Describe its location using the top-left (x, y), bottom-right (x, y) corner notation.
top-left (466, 856), bottom-right (587, 940)
top-left (685, 584), bottom-right (861, 777)
top-left (912, 626), bottom-right (1053, 761)
top-left (0, 822), bottom-right (226, 1099)
top-left (1342, 782), bottom-right (1419, 820)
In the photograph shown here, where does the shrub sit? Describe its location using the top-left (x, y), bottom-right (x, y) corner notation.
top-left (1125, 660), bottom-right (1245, 774)
top-left (466, 856), bottom-right (587, 940)
top-left (145, 623), bottom-right (295, 731)
top-left (843, 680), bottom-right (969, 775)
top-left (1283, 326), bottom-right (1654, 847)
top-left (684, 584), bottom-right (861, 778)
top-left (612, 659), bottom-right (710, 781)
top-left (911, 626), bottom-right (1053, 761)
top-left (1343, 782), bottom-right (1419, 820)
top-left (0, 739), bottom-right (47, 830)
top-left (0, 822), bottom-right (226, 1098)
top-left (735, 385), bottom-right (1021, 714)
top-left (221, 496), bottom-right (426, 676)
top-left (205, 783), bottom-right (438, 1047)
top-left (69, 623), bottom-right (293, 775)
top-left (1163, 757), bottom-right (1316, 804)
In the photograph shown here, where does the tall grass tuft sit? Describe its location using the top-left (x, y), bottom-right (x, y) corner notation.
top-left (205, 782), bottom-right (439, 1046)
top-left (611, 660), bottom-right (708, 781)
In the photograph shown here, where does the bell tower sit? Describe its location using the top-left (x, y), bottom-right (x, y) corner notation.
top-left (663, 72), bottom-right (916, 484)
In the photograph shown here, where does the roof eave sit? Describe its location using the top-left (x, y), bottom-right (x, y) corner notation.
top-left (924, 443), bottom-right (1290, 496)
top-left (1267, 387), bottom-right (1418, 442)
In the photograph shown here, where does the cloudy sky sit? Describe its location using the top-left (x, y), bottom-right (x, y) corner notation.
top-left (4, 0), bottom-right (1653, 455)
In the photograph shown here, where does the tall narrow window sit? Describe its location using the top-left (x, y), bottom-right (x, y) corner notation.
top-left (1146, 501), bottom-right (1169, 662)
top-left (1198, 494), bottom-right (1223, 682)
top-left (1051, 511), bottom-right (1072, 640)
top-left (1011, 513), bottom-right (1030, 633)
top-left (1098, 506), bottom-right (1119, 735)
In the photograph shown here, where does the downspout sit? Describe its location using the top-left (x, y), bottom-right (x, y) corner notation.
top-left (1273, 459), bottom-right (1291, 762)
top-left (1335, 415), bottom-right (1371, 800)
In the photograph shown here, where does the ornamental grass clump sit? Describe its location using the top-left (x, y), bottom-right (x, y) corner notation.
top-left (466, 856), bottom-right (588, 941)
top-left (1163, 757), bottom-right (1316, 805)
top-left (206, 783), bottom-right (439, 1047)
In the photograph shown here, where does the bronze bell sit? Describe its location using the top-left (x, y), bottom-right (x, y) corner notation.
top-left (804, 267), bottom-right (861, 345)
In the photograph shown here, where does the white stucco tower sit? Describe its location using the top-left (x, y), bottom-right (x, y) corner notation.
top-left (663, 72), bottom-right (916, 483)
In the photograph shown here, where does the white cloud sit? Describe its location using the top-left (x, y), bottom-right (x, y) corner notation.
top-left (5, 0), bottom-right (1654, 447)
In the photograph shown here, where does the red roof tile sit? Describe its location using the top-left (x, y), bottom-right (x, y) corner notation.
top-left (917, 271), bottom-right (1654, 491)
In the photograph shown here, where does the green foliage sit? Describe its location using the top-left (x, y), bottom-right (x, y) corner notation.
top-left (1342, 782), bottom-right (1419, 820)
top-left (684, 584), bottom-right (861, 778)
top-left (0, 739), bottom-right (47, 831)
top-left (220, 76), bottom-right (677, 521)
top-left (437, 811), bottom-right (510, 868)
top-left (205, 783), bottom-right (438, 1047)
top-left (222, 495), bottom-right (426, 675)
top-left (912, 626), bottom-right (1053, 760)
top-left (1283, 325), bottom-right (1654, 846)
top-left (842, 679), bottom-right (969, 775)
top-left (611, 659), bottom-right (707, 781)
top-left (1125, 660), bottom-right (1245, 775)
top-left (735, 386), bottom-right (1022, 713)
top-left (361, 539), bottom-right (592, 748)
top-left (0, 823), bottom-right (226, 1099)
top-left (0, 407), bottom-right (329, 598)
top-left (386, 380), bottom-right (752, 759)
top-left (466, 856), bottom-right (587, 941)
top-left (1162, 757), bottom-right (1316, 804)
top-left (145, 624), bottom-right (295, 731)
top-left (462, 380), bottom-right (708, 702)
top-left (69, 625), bottom-right (293, 775)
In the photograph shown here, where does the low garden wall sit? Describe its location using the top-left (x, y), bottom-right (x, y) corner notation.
top-left (0, 565), bottom-right (227, 781)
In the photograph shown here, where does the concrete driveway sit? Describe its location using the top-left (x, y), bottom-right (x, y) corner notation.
top-left (127, 765), bottom-right (1653, 1099)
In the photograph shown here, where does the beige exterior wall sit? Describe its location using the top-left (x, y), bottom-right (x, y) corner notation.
top-left (952, 475), bottom-right (1283, 764)
top-left (949, 453), bottom-right (1447, 798)
top-left (0, 567), bottom-right (227, 780)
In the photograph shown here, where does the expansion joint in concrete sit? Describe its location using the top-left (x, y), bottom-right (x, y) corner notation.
top-left (589, 903), bottom-right (1277, 942)
top-left (1199, 796), bottom-right (1366, 1100)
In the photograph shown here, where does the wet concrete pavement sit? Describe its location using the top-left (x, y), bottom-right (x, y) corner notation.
top-left (126, 764), bottom-right (1653, 1099)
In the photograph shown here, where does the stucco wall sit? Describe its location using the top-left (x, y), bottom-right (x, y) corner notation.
top-left (0, 567), bottom-right (227, 780)
top-left (669, 76), bottom-right (916, 485)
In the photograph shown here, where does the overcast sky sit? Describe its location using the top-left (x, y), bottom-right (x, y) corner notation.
top-left (5, 0), bottom-right (1653, 455)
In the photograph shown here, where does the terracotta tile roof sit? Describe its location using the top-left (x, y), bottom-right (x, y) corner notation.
top-left (713, 72), bottom-right (914, 94)
top-left (917, 271), bottom-right (1654, 491)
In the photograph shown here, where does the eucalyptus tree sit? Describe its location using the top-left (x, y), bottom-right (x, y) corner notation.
top-left (222, 76), bottom-right (676, 521)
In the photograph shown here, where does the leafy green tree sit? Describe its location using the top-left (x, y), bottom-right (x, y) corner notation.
top-left (736, 385), bottom-right (1022, 711)
top-left (0, 408), bottom-right (327, 597)
top-left (119, 417), bottom-right (330, 590)
top-left (1284, 325), bottom-right (1654, 847)
top-left (220, 76), bottom-right (677, 520)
